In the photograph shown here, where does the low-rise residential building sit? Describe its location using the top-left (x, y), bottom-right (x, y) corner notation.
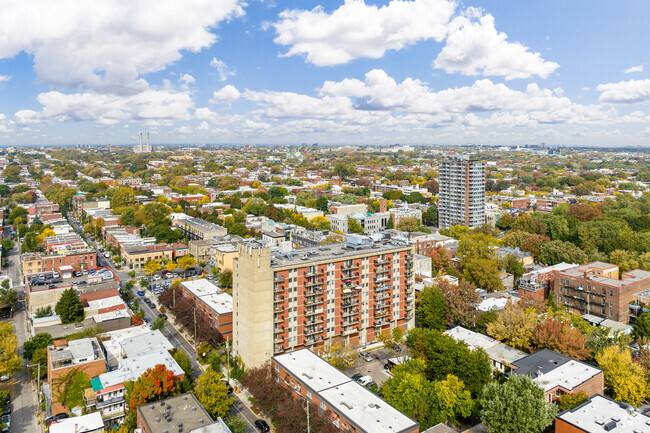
top-left (327, 211), bottom-right (390, 234)
top-left (389, 206), bottom-right (423, 227)
top-left (45, 233), bottom-right (88, 254)
top-left (22, 249), bottom-right (97, 276)
top-left (171, 242), bottom-right (190, 259)
top-left (210, 243), bottom-right (238, 272)
top-left (274, 203), bottom-right (324, 219)
top-left (122, 244), bottom-right (173, 270)
top-left (554, 262), bottom-right (650, 323)
top-left (49, 412), bottom-right (105, 433)
top-left (180, 279), bottom-right (233, 341)
top-left (509, 349), bottom-right (604, 403)
top-left (189, 239), bottom-right (213, 261)
top-left (495, 246), bottom-right (534, 267)
top-left (47, 338), bottom-right (107, 414)
top-left (518, 262), bottom-right (578, 303)
top-left (444, 326), bottom-right (526, 372)
top-left (272, 349), bottom-right (419, 433)
top-left (555, 394), bottom-right (648, 433)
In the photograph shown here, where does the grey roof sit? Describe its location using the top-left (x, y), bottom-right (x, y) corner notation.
top-left (509, 348), bottom-right (572, 376)
top-left (137, 392), bottom-right (213, 433)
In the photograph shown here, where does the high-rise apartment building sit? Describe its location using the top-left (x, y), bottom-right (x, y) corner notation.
top-left (233, 236), bottom-right (416, 368)
top-left (438, 155), bottom-right (485, 228)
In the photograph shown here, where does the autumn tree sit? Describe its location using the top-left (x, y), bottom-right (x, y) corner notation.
top-left (429, 245), bottom-right (452, 274)
top-left (397, 217), bottom-right (420, 232)
top-left (486, 302), bottom-right (537, 349)
top-left (177, 255), bottom-right (196, 270)
top-left (531, 318), bottom-right (590, 360)
top-left (557, 391), bottom-right (588, 411)
top-left (144, 259), bottom-right (162, 275)
top-left (462, 258), bottom-right (504, 292)
top-left (480, 374), bottom-right (557, 433)
top-left (195, 368), bottom-right (233, 419)
top-left (347, 216), bottom-right (364, 234)
top-left (129, 364), bottom-right (180, 409)
top-left (309, 215), bottom-right (331, 231)
top-left (595, 345), bottom-right (649, 407)
top-left (437, 279), bottom-right (480, 327)
top-left (0, 322), bottom-right (22, 378)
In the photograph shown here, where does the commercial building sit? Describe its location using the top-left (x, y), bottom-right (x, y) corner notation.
top-left (172, 216), bottom-right (227, 240)
top-left (555, 394), bottom-right (649, 433)
top-left (210, 243), bottom-right (238, 272)
top-left (233, 236), bottom-right (416, 368)
top-left (438, 156), bottom-right (485, 229)
top-left (272, 349), bottom-right (419, 433)
top-left (180, 279), bottom-right (233, 341)
top-left (47, 338), bottom-right (106, 414)
top-left (554, 262), bottom-right (650, 323)
top-left (122, 244), bottom-right (173, 270)
top-left (509, 349), bottom-right (603, 403)
top-left (22, 249), bottom-right (97, 275)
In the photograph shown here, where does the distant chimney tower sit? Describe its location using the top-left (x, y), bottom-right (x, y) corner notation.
top-left (147, 132), bottom-right (150, 147)
top-left (140, 132), bottom-right (143, 147)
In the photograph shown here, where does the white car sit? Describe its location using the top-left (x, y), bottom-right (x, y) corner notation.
top-left (152, 275), bottom-right (162, 281)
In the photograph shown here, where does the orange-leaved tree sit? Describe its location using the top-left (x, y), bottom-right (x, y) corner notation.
top-left (129, 364), bottom-right (179, 409)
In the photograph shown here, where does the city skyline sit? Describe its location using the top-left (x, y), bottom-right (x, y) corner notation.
top-left (0, 1), bottom-right (649, 147)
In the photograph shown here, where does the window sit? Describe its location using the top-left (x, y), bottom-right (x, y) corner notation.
top-left (306, 391), bottom-right (312, 400)
top-left (610, 290), bottom-right (613, 297)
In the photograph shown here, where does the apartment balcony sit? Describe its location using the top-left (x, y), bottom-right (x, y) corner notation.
top-left (275, 345), bottom-right (285, 353)
top-left (375, 309), bottom-right (389, 318)
top-left (274, 285), bottom-right (285, 294)
top-left (306, 287), bottom-right (324, 295)
top-left (306, 308), bottom-right (324, 317)
top-left (341, 263), bottom-right (359, 271)
top-left (304, 336), bottom-right (321, 346)
top-left (305, 316), bottom-right (323, 325)
top-left (342, 299), bottom-right (359, 307)
top-left (375, 293), bottom-right (390, 301)
top-left (375, 301), bottom-right (391, 309)
top-left (96, 396), bottom-right (125, 409)
top-left (406, 296), bottom-right (414, 302)
top-left (274, 296), bottom-right (284, 303)
top-left (305, 298), bottom-right (324, 307)
top-left (342, 279), bottom-right (359, 288)
top-left (274, 305), bottom-right (284, 313)
top-left (343, 327), bottom-right (359, 336)
top-left (274, 315), bottom-right (284, 324)
top-left (342, 317), bottom-right (359, 326)
top-left (305, 326), bottom-right (323, 336)
top-left (274, 336), bottom-right (284, 344)
top-left (305, 269), bottom-right (324, 278)
top-left (274, 276), bottom-right (285, 283)
top-left (342, 308), bottom-right (360, 318)
top-left (342, 270), bottom-right (360, 278)
top-left (341, 290), bottom-right (358, 299)
top-left (274, 326), bottom-right (284, 334)
top-left (375, 276), bottom-right (390, 283)
top-left (305, 279), bottom-right (324, 287)
top-left (375, 285), bottom-right (391, 292)
top-left (375, 258), bottom-right (389, 265)
top-left (405, 313), bottom-right (414, 320)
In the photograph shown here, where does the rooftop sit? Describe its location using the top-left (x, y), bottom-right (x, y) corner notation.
top-left (119, 329), bottom-right (174, 358)
top-left (98, 350), bottom-right (184, 389)
top-left (273, 349), bottom-right (351, 392)
top-left (49, 412), bottom-right (104, 433)
top-left (533, 359), bottom-right (602, 392)
top-left (137, 392), bottom-right (214, 433)
top-left (560, 262), bottom-right (650, 287)
top-left (181, 279), bottom-right (221, 298)
top-left (557, 394), bottom-right (650, 433)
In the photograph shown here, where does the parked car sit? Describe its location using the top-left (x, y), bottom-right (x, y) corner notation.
top-left (49, 278), bottom-right (62, 284)
top-left (158, 313), bottom-right (167, 320)
top-left (357, 375), bottom-right (373, 386)
top-left (72, 270), bottom-right (83, 277)
top-left (52, 271), bottom-right (60, 278)
top-left (359, 352), bottom-right (373, 362)
top-left (46, 413), bottom-right (68, 426)
top-left (393, 344), bottom-right (402, 353)
top-left (0, 376), bottom-right (9, 382)
top-left (351, 373), bottom-right (363, 383)
top-left (0, 415), bottom-right (9, 430)
top-left (254, 420), bottom-right (270, 433)
top-left (137, 291), bottom-right (145, 296)
top-left (152, 275), bottom-right (161, 281)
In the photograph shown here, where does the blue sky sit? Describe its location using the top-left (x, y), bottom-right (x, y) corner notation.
top-left (0, 0), bottom-right (649, 146)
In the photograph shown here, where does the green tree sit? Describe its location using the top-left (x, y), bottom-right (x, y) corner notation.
top-left (194, 368), bottom-right (234, 419)
top-left (633, 313), bottom-right (650, 340)
top-left (55, 288), bottom-right (85, 324)
top-left (480, 374), bottom-right (557, 433)
top-left (486, 302), bottom-right (537, 349)
top-left (463, 258), bottom-right (504, 292)
top-left (557, 391), bottom-right (588, 411)
top-left (503, 255), bottom-right (525, 280)
top-left (152, 317), bottom-right (166, 331)
top-left (538, 240), bottom-right (587, 265)
top-left (23, 332), bottom-right (53, 360)
top-left (224, 416), bottom-right (248, 433)
top-left (496, 213), bottom-right (515, 230)
top-left (347, 216), bottom-right (364, 234)
top-left (173, 349), bottom-right (194, 392)
top-left (397, 217), bottom-right (420, 232)
top-left (315, 195), bottom-right (329, 212)
top-left (417, 286), bottom-right (447, 331)
top-left (0, 322), bottom-right (22, 378)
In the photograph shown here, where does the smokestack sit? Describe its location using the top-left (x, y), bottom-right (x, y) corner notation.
top-left (379, 198), bottom-right (387, 213)
top-left (147, 132), bottom-right (150, 147)
top-left (140, 132), bottom-right (143, 147)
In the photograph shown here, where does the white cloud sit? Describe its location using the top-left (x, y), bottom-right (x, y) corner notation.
top-left (210, 85), bottom-right (241, 104)
top-left (434, 12), bottom-right (559, 79)
top-left (209, 57), bottom-right (236, 81)
top-left (0, 0), bottom-right (245, 93)
top-left (0, 75), bottom-right (10, 83)
top-left (624, 65), bottom-right (643, 74)
top-left (179, 74), bottom-right (196, 84)
top-left (597, 79), bottom-right (650, 104)
top-left (0, 114), bottom-right (14, 133)
top-left (15, 89), bottom-right (193, 126)
top-left (273, 0), bottom-right (455, 66)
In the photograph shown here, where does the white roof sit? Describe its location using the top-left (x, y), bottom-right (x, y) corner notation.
top-left (319, 381), bottom-right (418, 433)
top-left (99, 350), bottom-right (184, 389)
top-left (444, 326), bottom-right (500, 351)
top-left (86, 295), bottom-right (125, 310)
top-left (558, 394), bottom-right (650, 432)
top-left (93, 309), bottom-right (130, 323)
top-left (181, 279), bottom-right (221, 297)
top-left (68, 338), bottom-right (96, 361)
top-left (199, 292), bottom-right (233, 315)
top-left (49, 412), bottom-right (104, 433)
top-left (273, 349), bottom-right (351, 392)
top-left (119, 329), bottom-right (174, 358)
top-left (534, 360), bottom-right (602, 392)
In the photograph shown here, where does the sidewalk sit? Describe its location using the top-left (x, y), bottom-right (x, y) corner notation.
top-left (220, 365), bottom-right (275, 432)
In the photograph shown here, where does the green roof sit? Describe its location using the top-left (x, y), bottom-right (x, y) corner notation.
top-left (90, 377), bottom-right (103, 392)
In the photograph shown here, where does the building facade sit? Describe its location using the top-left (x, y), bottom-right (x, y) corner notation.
top-left (554, 262), bottom-right (650, 323)
top-left (180, 280), bottom-right (233, 341)
top-left (438, 156), bottom-right (485, 229)
top-left (233, 237), bottom-right (416, 368)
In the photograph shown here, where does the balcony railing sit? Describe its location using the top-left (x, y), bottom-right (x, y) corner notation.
top-left (341, 263), bottom-right (359, 271)
top-left (342, 308), bottom-right (359, 318)
top-left (274, 276), bottom-right (285, 283)
top-left (375, 309), bottom-right (389, 318)
top-left (375, 285), bottom-right (391, 292)
top-left (274, 306), bottom-right (284, 313)
top-left (274, 315), bottom-right (284, 324)
top-left (305, 269), bottom-right (324, 277)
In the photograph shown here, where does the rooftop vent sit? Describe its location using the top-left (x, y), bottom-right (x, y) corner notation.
top-left (191, 406), bottom-right (196, 412)
top-left (340, 401), bottom-right (353, 410)
top-left (604, 421), bottom-right (617, 432)
top-left (155, 418), bottom-right (161, 424)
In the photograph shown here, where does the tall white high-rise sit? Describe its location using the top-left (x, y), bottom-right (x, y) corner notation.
top-left (438, 155), bottom-right (485, 229)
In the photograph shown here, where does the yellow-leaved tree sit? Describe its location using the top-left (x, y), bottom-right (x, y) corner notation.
top-left (596, 345), bottom-right (649, 407)
top-left (177, 255), bottom-right (196, 270)
top-left (486, 301), bottom-right (537, 349)
top-left (144, 259), bottom-right (162, 275)
top-left (0, 322), bottom-right (22, 378)
top-left (194, 368), bottom-right (233, 419)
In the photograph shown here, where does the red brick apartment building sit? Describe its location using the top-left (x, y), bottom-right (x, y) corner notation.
top-left (233, 237), bottom-right (416, 368)
top-left (22, 249), bottom-right (97, 275)
top-left (180, 279), bottom-right (233, 341)
top-left (273, 349), bottom-right (419, 433)
top-left (554, 261), bottom-right (650, 323)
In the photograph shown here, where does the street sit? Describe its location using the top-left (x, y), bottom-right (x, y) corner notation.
top-left (68, 216), bottom-right (262, 432)
top-left (1, 226), bottom-right (40, 433)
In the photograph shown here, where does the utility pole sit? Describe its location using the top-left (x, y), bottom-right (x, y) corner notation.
top-left (304, 400), bottom-right (311, 433)
top-left (193, 307), bottom-right (197, 350)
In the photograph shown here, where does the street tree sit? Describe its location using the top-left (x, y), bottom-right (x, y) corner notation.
top-left (144, 259), bottom-right (162, 275)
top-left (480, 374), bottom-right (557, 433)
top-left (416, 286), bottom-right (447, 331)
top-left (595, 345), bottom-right (649, 407)
top-left (177, 255), bottom-right (196, 270)
top-left (0, 322), bottom-right (22, 378)
top-left (129, 364), bottom-right (179, 409)
top-left (531, 318), bottom-right (590, 360)
top-left (55, 288), bottom-right (85, 324)
top-left (486, 302), bottom-right (537, 349)
top-left (195, 368), bottom-right (233, 419)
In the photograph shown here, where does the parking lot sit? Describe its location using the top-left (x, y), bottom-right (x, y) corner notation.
top-left (343, 347), bottom-right (397, 387)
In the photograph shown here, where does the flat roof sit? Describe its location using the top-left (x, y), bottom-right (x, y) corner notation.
top-left (199, 292), bottom-right (233, 315)
top-left (119, 329), bottom-right (174, 358)
top-left (319, 381), bottom-right (418, 433)
top-left (558, 394), bottom-right (650, 432)
top-left (137, 392), bottom-right (213, 433)
top-left (98, 350), bottom-right (184, 389)
top-left (86, 295), bottom-right (124, 310)
top-left (444, 326), bottom-right (500, 351)
top-left (560, 262), bottom-right (650, 287)
top-left (533, 359), bottom-right (602, 392)
top-left (273, 349), bottom-right (418, 433)
top-left (273, 349), bottom-right (351, 392)
top-left (181, 279), bottom-right (221, 297)
top-left (49, 412), bottom-right (104, 433)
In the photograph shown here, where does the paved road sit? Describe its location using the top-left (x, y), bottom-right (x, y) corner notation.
top-left (68, 216), bottom-right (261, 432)
top-left (1, 225), bottom-right (41, 433)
